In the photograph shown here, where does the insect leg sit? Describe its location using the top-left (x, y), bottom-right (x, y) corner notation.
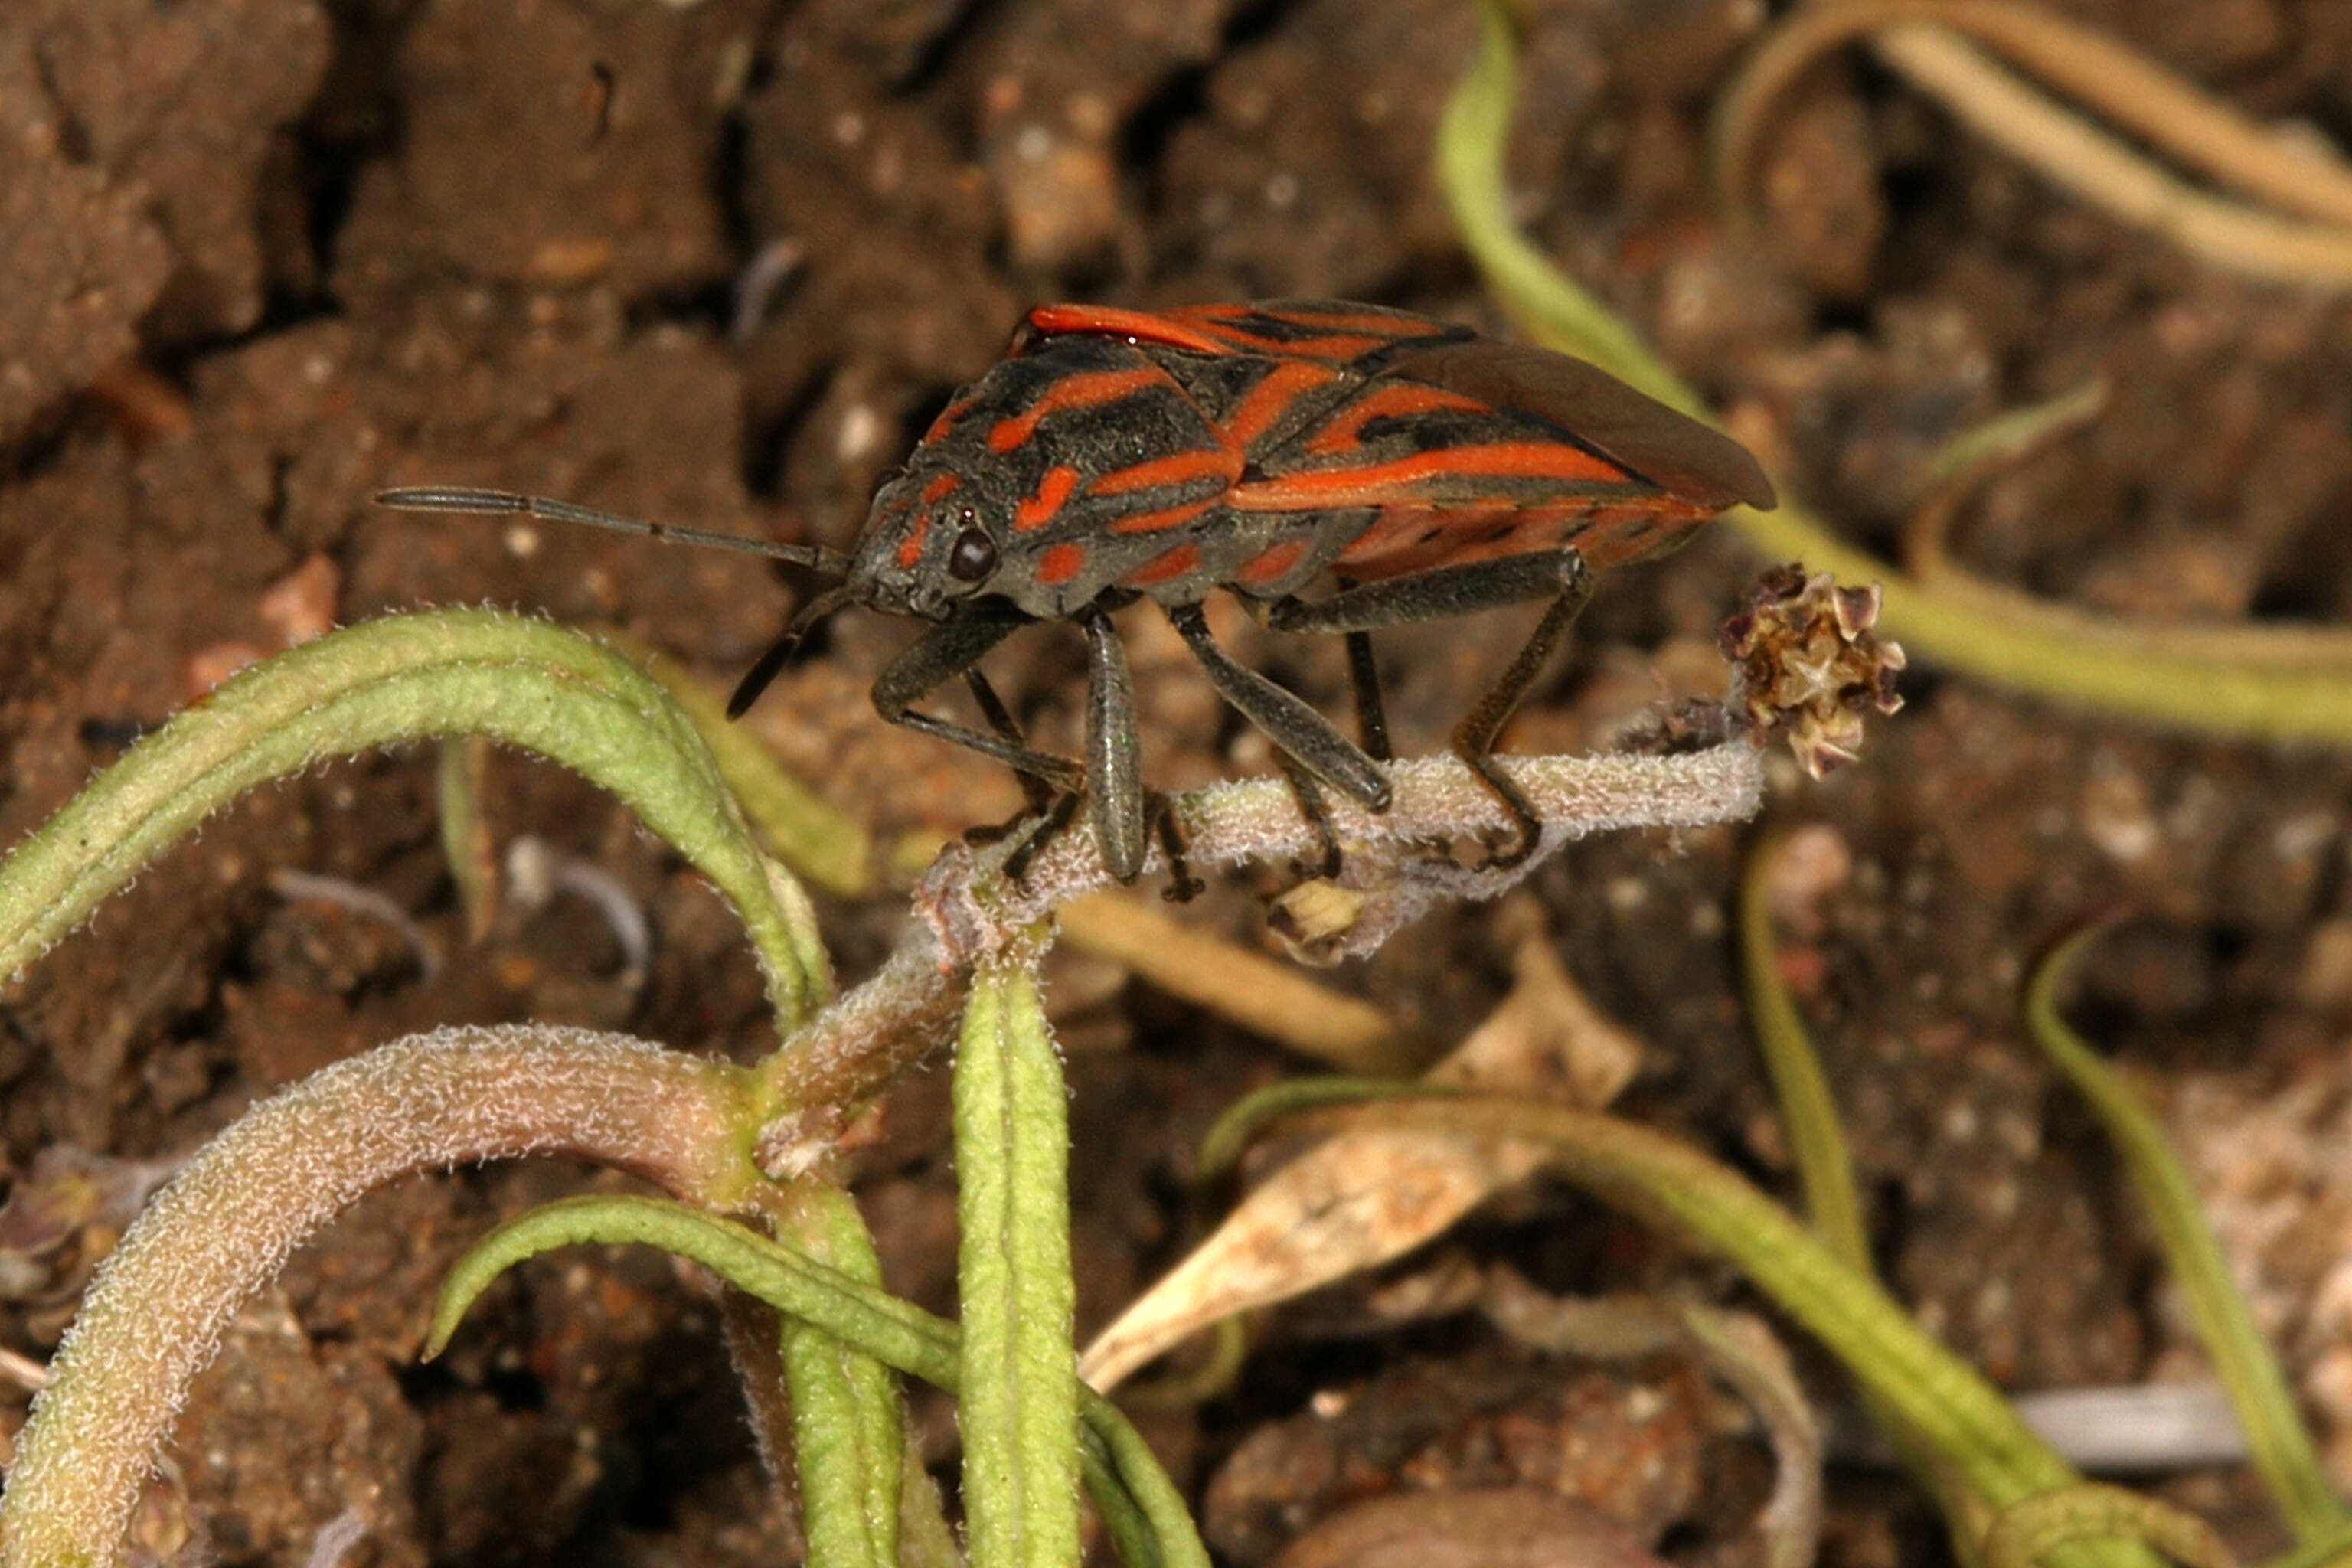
top-left (1272, 752), bottom-right (1344, 880)
top-left (1003, 791), bottom-right (1085, 885)
top-left (1341, 631), bottom-right (1390, 761)
top-left (872, 615), bottom-right (1086, 794)
top-left (1324, 574), bottom-right (1393, 764)
top-left (1146, 795), bottom-right (1204, 902)
top-left (1450, 557), bottom-right (1595, 867)
top-left (1077, 603), bottom-right (1149, 884)
top-left (1164, 603), bottom-right (1391, 812)
top-left (962, 669), bottom-right (1057, 812)
top-left (1271, 550), bottom-right (1596, 869)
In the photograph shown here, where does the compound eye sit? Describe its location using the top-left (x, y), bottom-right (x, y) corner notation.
top-left (946, 526), bottom-right (997, 583)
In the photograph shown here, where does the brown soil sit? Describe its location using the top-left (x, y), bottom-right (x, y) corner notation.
top-left (4, 0), bottom-right (2352, 1564)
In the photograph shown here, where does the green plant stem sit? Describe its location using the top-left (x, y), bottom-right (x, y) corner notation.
top-left (1, 1027), bottom-right (761, 1568)
top-left (427, 1194), bottom-right (1207, 1568)
top-left (2026, 929), bottom-right (2349, 1544)
top-left (954, 949), bottom-right (1082, 1568)
top-left (0, 609), bottom-right (826, 1027)
top-left (1437, 0), bottom-right (2352, 746)
top-left (1737, 834), bottom-right (1870, 1268)
top-left (436, 735), bottom-right (499, 942)
top-left (1983, 1484), bottom-right (2238, 1568)
top-left (1739, 836), bottom-right (2014, 1555)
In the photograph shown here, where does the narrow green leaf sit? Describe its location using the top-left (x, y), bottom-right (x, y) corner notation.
top-left (1230, 1085), bottom-right (2162, 1568)
top-left (426, 1194), bottom-right (1206, 1568)
top-left (427, 1193), bottom-right (953, 1379)
top-left (775, 1184), bottom-right (904, 1568)
top-left (954, 951), bottom-right (1081, 1568)
top-left (616, 636), bottom-right (876, 899)
top-left (1738, 837), bottom-right (1997, 1547)
top-left (0, 609), bottom-right (825, 1027)
top-left (2027, 930), bottom-right (2348, 1543)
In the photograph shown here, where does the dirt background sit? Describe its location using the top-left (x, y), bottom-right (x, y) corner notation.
top-left (4, 0), bottom-right (2352, 1563)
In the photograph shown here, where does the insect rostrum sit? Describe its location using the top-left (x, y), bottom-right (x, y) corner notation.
top-left (382, 299), bottom-right (1775, 890)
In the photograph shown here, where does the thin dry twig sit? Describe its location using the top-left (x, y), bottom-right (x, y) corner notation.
top-left (1056, 893), bottom-right (1419, 1076)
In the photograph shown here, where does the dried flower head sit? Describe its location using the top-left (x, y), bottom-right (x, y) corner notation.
top-left (1720, 565), bottom-right (1906, 776)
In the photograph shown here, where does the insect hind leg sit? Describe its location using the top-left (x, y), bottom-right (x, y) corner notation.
top-left (1342, 629), bottom-right (1392, 763)
top-left (1451, 554), bottom-right (1595, 869)
top-left (1165, 603), bottom-right (1390, 812)
top-left (1269, 550), bottom-right (1595, 869)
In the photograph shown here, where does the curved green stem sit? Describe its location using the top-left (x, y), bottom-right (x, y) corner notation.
top-left (1438, 0), bottom-right (2352, 746)
top-left (0, 1026), bottom-right (761, 1568)
top-left (610, 632), bottom-right (876, 900)
top-left (1227, 1085), bottom-right (2157, 1568)
top-left (1737, 834), bottom-right (1870, 1268)
top-left (1984, 1484), bottom-right (2238, 1568)
top-left (2027, 929), bottom-right (2348, 1544)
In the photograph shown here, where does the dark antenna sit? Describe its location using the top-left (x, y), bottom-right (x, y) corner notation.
top-left (376, 487), bottom-right (852, 578)
top-left (727, 583), bottom-right (856, 718)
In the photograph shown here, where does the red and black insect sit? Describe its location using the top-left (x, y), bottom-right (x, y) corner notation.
top-left (381, 299), bottom-right (1775, 889)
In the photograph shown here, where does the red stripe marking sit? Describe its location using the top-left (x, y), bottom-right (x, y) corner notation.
top-left (1332, 498), bottom-right (1711, 578)
top-left (988, 365), bottom-right (1165, 454)
top-left (1024, 305), bottom-right (1233, 356)
top-left (1303, 383), bottom-right (1492, 454)
top-left (1124, 541), bottom-right (1202, 587)
top-left (1223, 360), bottom-right (1338, 451)
top-left (1014, 465), bottom-right (1083, 533)
top-left (1037, 541), bottom-right (1088, 586)
top-left (1276, 307), bottom-right (1455, 338)
top-left (1171, 305), bottom-right (1416, 361)
top-left (1108, 498), bottom-right (1216, 536)
top-left (895, 511), bottom-right (931, 570)
top-left (1210, 329), bottom-right (1392, 360)
top-left (1226, 444), bottom-right (1631, 510)
top-left (1090, 447), bottom-right (1240, 496)
top-left (920, 473), bottom-right (962, 504)
top-left (1234, 537), bottom-right (1310, 586)
top-left (925, 397), bottom-right (977, 444)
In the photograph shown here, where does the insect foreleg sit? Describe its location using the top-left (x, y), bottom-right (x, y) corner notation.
top-left (1077, 604), bottom-right (1148, 884)
top-left (871, 616), bottom-right (1086, 794)
top-left (960, 668), bottom-right (1057, 812)
top-left (1164, 603), bottom-right (1391, 812)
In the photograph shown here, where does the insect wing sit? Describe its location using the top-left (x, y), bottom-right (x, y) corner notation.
top-left (1377, 341), bottom-right (1775, 512)
top-left (1220, 335), bottom-right (1774, 579)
